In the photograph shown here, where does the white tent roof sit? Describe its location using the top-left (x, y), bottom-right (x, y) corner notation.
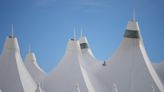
top-left (88, 20), bottom-right (164, 92)
top-left (44, 39), bottom-right (91, 92)
top-left (79, 36), bottom-right (101, 70)
top-left (0, 36), bottom-right (37, 92)
top-left (79, 37), bottom-right (94, 57)
top-left (24, 52), bottom-right (46, 84)
top-left (78, 36), bottom-right (102, 92)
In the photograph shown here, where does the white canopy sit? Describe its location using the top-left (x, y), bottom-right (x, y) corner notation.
top-left (0, 36), bottom-right (37, 92)
top-left (88, 20), bottom-right (164, 92)
top-left (79, 36), bottom-right (101, 71)
top-left (24, 52), bottom-right (46, 84)
top-left (44, 39), bottom-right (90, 92)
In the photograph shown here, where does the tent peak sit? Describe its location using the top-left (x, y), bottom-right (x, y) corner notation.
top-left (3, 36), bottom-right (20, 51)
top-left (124, 16), bottom-right (140, 39)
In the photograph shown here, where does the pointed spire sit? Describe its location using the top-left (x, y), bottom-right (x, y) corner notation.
top-left (28, 44), bottom-right (31, 53)
top-left (73, 27), bottom-right (76, 40)
top-left (80, 27), bottom-right (83, 38)
top-left (11, 24), bottom-right (14, 38)
top-left (132, 8), bottom-right (136, 21)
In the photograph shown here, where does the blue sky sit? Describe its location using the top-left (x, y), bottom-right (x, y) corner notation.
top-left (0, 0), bottom-right (164, 72)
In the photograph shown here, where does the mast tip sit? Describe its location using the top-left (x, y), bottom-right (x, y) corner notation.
top-left (10, 24), bottom-right (14, 38)
top-left (132, 8), bottom-right (136, 21)
top-left (73, 27), bottom-right (76, 40)
top-left (28, 44), bottom-right (31, 53)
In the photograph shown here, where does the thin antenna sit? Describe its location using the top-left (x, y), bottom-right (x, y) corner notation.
top-left (133, 8), bottom-right (136, 21)
top-left (11, 24), bottom-right (14, 37)
top-left (28, 44), bottom-right (31, 53)
top-left (74, 27), bottom-right (76, 40)
top-left (80, 27), bottom-right (83, 38)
